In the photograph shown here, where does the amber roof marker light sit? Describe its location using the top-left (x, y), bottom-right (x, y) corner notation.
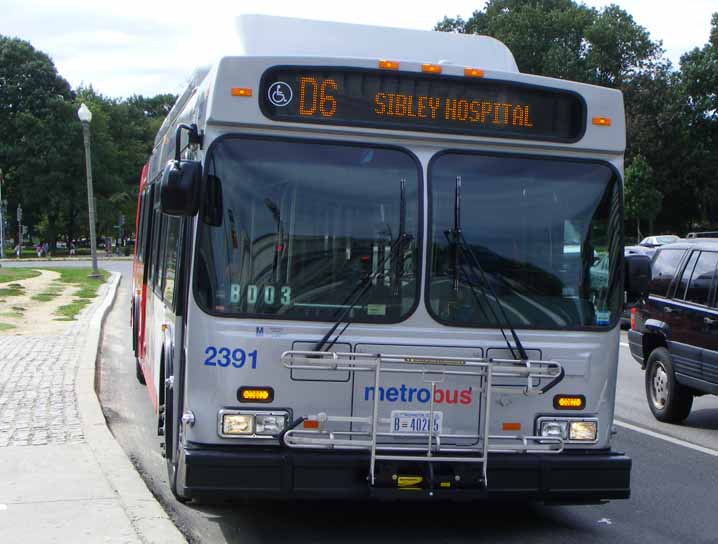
top-left (378, 60), bottom-right (400, 70)
top-left (592, 116), bottom-right (611, 126)
top-left (464, 68), bottom-right (485, 78)
top-left (422, 63), bottom-right (442, 74)
top-left (231, 87), bottom-right (253, 97)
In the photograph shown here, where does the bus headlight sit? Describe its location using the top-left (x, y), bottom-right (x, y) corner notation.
top-left (569, 420), bottom-right (597, 441)
top-left (222, 414), bottom-right (253, 435)
top-left (255, 414), bottom-right (287, 435)
top-left (219, 410), bottom-right (289, 438)
top-left (537, 417), bottom-right (598, 443)
top-left (539, 420), bottom-right (568, 440)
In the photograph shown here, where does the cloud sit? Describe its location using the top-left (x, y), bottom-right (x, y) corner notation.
top-left (1, 0), bottom-right (715, 97)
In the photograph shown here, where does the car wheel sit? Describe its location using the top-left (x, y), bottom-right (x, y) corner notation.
top-left (135, 358), bottom-right (146, 385)
top-left (645, 347), bottom-right (693, 423)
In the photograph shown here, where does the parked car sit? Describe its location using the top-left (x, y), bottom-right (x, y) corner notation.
top-left (627, 240), bottom-right (718, 422)
top-left (686, 231), bottom-right (718, 239)
top-left (639, 235), bottom-right (681, 248)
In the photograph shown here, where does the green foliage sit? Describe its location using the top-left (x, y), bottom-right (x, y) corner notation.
top-left (0, 283), bottom-right (25, 297)
top-left (435, 0), bottom-right (660, 85)
top-left (625, 155), bottom-right (662, 239)
top-left (678, 13), bottom-right (718, 229)
top-left (0, 268), bottom-right (41, 283)
top-left (47, 267), bottom-right (109, 321)
top-left (0, 35), bottom-right (176, 247)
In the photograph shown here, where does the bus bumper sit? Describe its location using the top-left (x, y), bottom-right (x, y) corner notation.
top-left (178, 446), bottom-right (631, 503)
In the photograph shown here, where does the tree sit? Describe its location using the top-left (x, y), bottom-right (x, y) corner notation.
top-left (0, 35), bottom-right (178, 248)
top-left (434, 0), bottom-right (660, 86)
top-left (679, 13), bottom-right (718, 230)
top-left (0, 36), bottom-right (76, 245)
top-left (624, 155), bottom-right (662, 241)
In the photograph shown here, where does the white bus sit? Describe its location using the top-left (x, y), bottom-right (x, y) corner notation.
top-left (131, 15), bottom-right (650, 502)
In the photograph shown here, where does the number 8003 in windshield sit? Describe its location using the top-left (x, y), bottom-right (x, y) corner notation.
top-left (204, 346), bottom-right (258, 369)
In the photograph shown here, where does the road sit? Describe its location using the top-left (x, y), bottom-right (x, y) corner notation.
top-left (9, 260), bottom-right (717, 543)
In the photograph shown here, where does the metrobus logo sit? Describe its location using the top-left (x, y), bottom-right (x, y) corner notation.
top-left (364, 385), bottom-right (473, 406)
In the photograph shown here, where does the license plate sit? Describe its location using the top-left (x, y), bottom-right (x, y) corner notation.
top-left (390, 411), bottom-right (443, 434)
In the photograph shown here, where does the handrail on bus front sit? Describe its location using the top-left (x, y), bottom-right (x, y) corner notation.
top-left (281, 350), bottom-right (565, 395)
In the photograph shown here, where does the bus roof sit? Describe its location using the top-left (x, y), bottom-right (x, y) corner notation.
top-left (235, 15), bottom-right (519, 73)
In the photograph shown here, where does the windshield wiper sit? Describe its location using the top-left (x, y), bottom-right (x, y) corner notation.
top-left (314, 232), bottom-right (412, 352)
top-left (314, 179), bottom-right (409, 352)
top-left (446, 176), bottom-right (529, 361)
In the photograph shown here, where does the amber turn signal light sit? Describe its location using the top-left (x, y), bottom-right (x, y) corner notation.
top-left (238, 387), bottom-right (274, 403)
top-left (553, 395), bottom-right (586, 410)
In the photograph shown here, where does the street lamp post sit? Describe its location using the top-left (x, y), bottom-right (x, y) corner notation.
top-left (78, 103), bottom-right (100, 277)
top-left (16, 203), bottom-right (22, 258)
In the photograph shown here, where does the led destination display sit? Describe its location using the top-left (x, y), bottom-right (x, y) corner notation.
top-left (260, 67), bottom-right (585, 142)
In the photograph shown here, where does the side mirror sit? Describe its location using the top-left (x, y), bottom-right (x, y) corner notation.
top-left (160, 160), bottom-right (201, 216)
top-left (625, 253), bottom-right (651, 305)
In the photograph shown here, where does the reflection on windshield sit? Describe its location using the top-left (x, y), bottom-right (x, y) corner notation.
top-left (428, 153), bottom-right (622, 329)
top-left (194, 138), bottom-right (420, 322)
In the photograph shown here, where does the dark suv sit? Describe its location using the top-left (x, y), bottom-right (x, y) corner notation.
top-left (628, 241), bottom-right (718, 422)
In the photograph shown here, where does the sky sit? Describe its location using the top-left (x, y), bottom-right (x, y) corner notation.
top-left (0, 0), bottom-right (715, 98)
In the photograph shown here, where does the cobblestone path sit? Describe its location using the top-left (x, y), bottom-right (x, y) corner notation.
top-left (0, 306), bottom-right (101, 447)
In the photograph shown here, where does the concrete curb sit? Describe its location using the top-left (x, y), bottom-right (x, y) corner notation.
top-left (76, 272), bottom-right (186, 544)
top-left (1, 256), bottom-right (134, 262)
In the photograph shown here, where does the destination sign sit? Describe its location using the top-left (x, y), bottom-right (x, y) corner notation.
top-left (260, 67), bottom-right (585, 142)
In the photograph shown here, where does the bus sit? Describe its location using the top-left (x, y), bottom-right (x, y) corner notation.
top-left (131, 15), bottom-right (650, 503)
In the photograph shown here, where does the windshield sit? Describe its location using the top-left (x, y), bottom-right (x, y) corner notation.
top-left (427, 152), bottom-right (622, 329)
top-left (194, 137), bottom-right (421, 322)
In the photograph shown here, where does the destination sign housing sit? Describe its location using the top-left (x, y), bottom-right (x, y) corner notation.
top-left (260, 67), bottom-right (586, 142)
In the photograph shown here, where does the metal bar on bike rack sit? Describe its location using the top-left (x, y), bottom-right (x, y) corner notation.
top-left (482, 363), bottom-right (493, 486)
top-left (427, 381), bottom-right (436, 458)
top-left (369, 356), bottom-right (382, 486)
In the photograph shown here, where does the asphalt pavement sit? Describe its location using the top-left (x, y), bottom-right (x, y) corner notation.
top-left (12, 260), bottom-right (717, 543)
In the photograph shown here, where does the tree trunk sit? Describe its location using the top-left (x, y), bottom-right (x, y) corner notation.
top-left (636, 217), bottom-right (642, 242)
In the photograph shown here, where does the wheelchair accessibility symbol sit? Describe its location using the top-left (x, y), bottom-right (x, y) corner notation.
top-left (268, 82), bottom-right (293, 107)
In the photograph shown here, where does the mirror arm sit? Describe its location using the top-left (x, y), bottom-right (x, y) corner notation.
top-left (174, 123), bottom-right (204, 162)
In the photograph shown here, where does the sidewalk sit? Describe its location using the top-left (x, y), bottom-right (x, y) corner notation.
top-left (0, 273), bottom-right (185, 543)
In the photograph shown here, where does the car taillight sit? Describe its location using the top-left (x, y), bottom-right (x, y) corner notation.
top-left (630, 307), bottom-right (636, 330)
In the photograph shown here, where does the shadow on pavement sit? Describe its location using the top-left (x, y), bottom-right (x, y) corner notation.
top-left (189, 499), bottom-right (594, 544)
top-left (683, 408), bottom-right (718, 430)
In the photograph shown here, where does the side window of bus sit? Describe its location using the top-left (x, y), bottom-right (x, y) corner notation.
top-left (156, 214), bottom-right (169, 296)
top-left (162, 217), bottom-right (181, 309)
top-left (137, 189), bottom-right (149, 263)
top-left (150, 190), bottom-right (163, 290)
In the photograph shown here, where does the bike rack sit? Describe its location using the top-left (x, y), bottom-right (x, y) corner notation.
top-left (281, 350), bottom-right (565, 488)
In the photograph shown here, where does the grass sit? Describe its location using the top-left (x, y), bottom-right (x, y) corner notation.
top-left (0, 283), bottom-right (26, 297)
top-left (0, 268), bottom-right (40, 284)
top-left (46, 267), bottom-right (109, 321)
top-left (0, 311), bottom-right (23, 318)
top-left (0, 323), bottom-right (16, 331)
top-left (31, 282), bottom-right (63, 302)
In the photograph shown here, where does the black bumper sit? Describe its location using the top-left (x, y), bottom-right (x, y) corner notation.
top-left (180, 446), bottom-right (631, 503)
